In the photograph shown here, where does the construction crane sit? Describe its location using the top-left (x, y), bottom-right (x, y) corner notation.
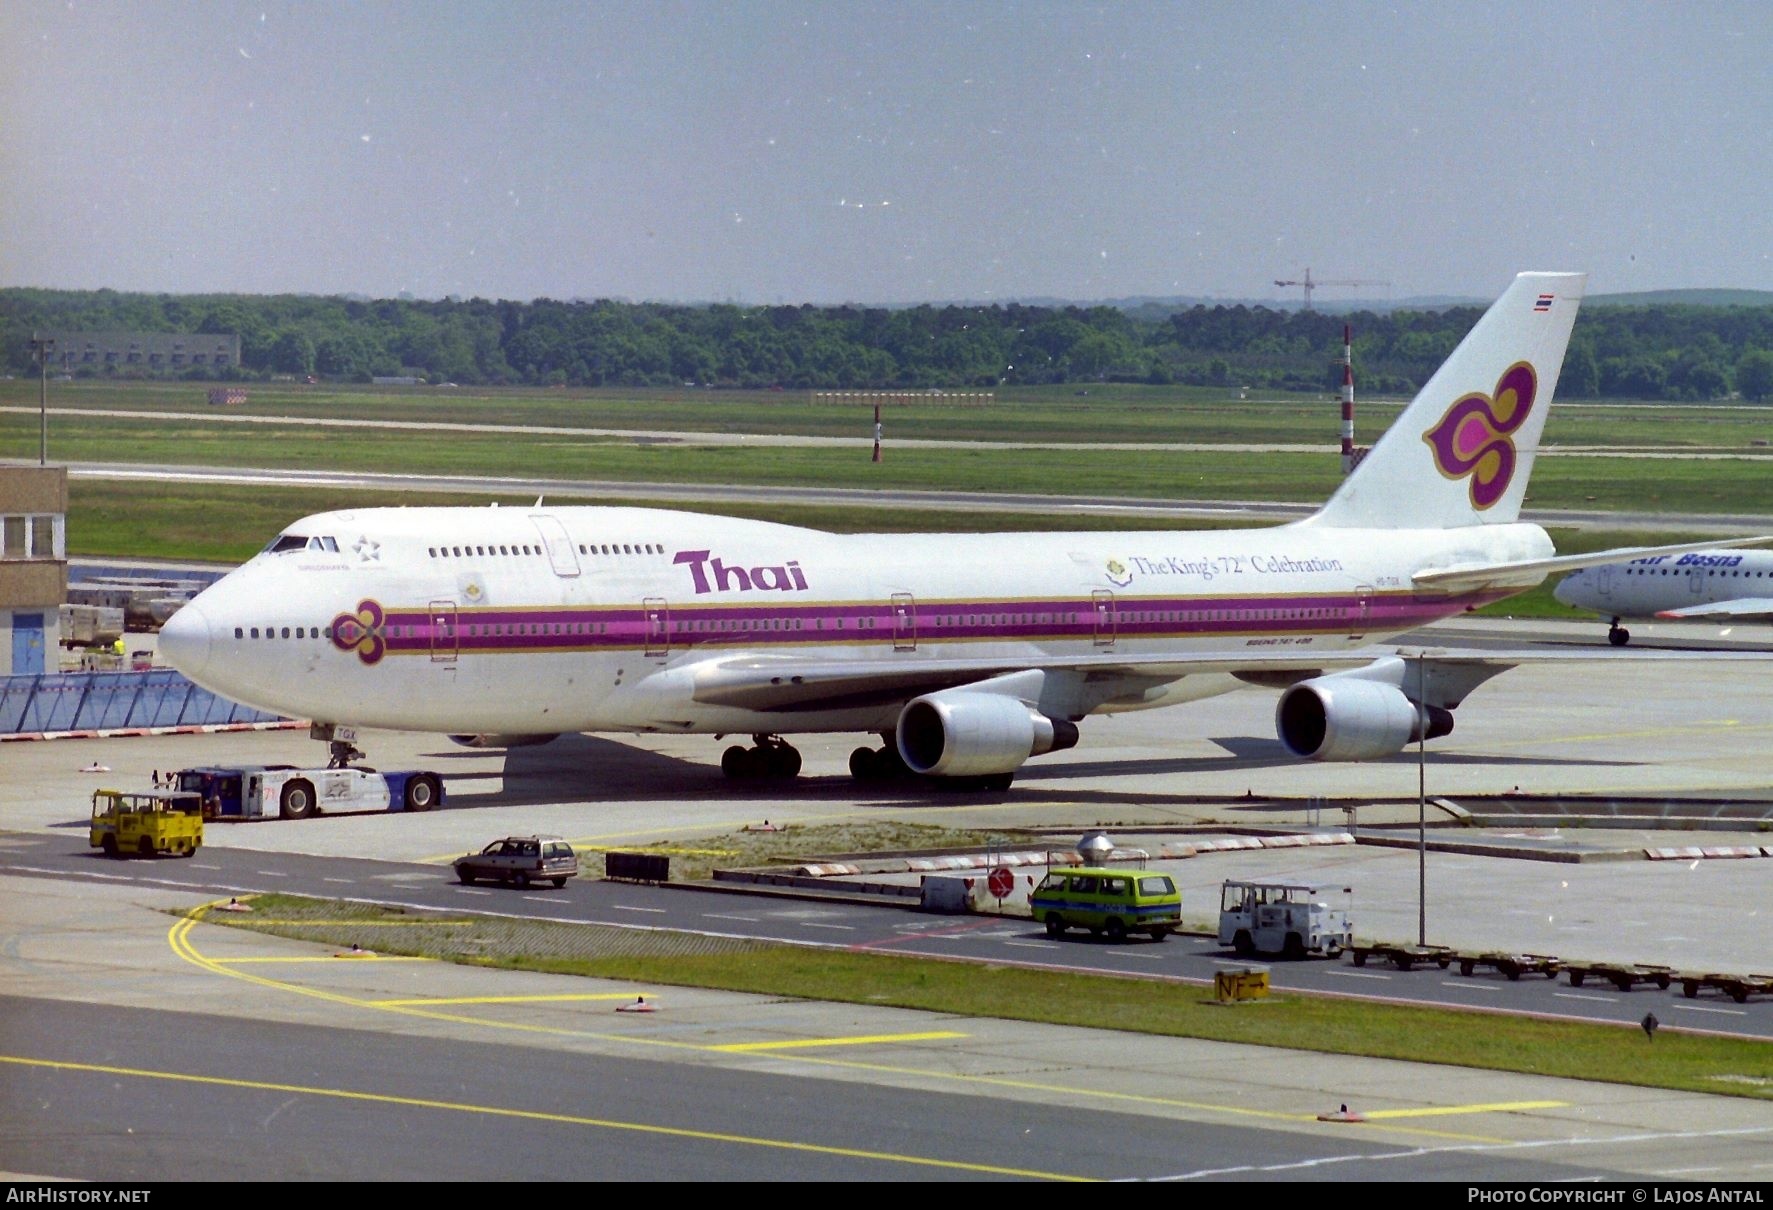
top-left (1273, 268), bottom-right (1391, 311)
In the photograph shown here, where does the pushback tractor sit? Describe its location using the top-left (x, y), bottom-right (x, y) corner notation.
top-left (175, 764), bottom-right (445, 820)
top-left (1218, 878), bottom-right (1353, 959)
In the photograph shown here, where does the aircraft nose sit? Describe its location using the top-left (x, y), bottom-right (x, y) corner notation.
top-left (157, 598), bottom-right (213, 681)
top-left (1552, 574), bottom-right (1578, 605)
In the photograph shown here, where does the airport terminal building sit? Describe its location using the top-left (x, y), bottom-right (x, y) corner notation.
top-left (35, 331), bottom-right (240, 375)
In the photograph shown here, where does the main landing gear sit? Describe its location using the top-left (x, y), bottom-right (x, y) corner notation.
top-left (720, 735), bottom-right (803, 780)
top-left (848, 737), bottom-right (1014, 792)
top-left (1608, 618), bottom-right (1631, 647)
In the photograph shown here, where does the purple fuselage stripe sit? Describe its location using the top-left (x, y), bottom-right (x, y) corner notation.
top-left (366, 590), bottom-right (1508, 656)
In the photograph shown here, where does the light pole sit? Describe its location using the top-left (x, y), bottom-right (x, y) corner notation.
top-left (1416, 651), bottom-right (1428, 946)
top-left (29, 335), bottom-right (55, 465)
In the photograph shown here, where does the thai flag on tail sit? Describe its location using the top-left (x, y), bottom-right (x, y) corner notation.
top-left (1533, 293), bottom-right (1555, 312)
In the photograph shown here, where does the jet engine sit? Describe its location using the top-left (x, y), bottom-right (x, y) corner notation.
top-left (896, 688), bottom-right (1079, 777)
top-left (447, 733), bottom-right (561, 750)
top-left (1275, 676), bottom-right (1453, 762)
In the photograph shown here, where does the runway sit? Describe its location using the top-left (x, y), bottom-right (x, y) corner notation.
top-left (60, 458), bottom-right (1773, 532)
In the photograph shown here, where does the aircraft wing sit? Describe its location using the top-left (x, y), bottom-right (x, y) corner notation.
top-left (684, 648), bottom-right (1376, 712)
top-left (1410, 534), bottom-right (1773, 593)
top-left (1654, 598), bottom-right (1773, 621)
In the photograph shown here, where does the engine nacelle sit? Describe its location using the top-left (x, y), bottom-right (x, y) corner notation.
top-left (1275, 676), bottom-right (1453, 761)
top-left (447, 733), bottom-right (561, 750)
top-left (896, 689), bottom-right (1079, 777)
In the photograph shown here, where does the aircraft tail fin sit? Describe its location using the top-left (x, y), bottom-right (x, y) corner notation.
top-left (1303, 271), bottom-right (1586, 530)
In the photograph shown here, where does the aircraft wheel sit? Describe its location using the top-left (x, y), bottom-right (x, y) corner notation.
top-left (873, 745), bottom-right (908, 779)
top-left (763, 744), bottom-right (801, 779)
top-left (1608, 626), bottom-right (1629, 647)
top-left (849, 746), bottom-right (877, 781)
top-left (721, 745), bottom-right (756, 780)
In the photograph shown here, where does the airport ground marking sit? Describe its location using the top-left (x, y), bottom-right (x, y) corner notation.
top-left (0, 1053), bottom-right (1080, 1181)
top-left (174, 899), bottom-right (1720, 1147)
top-left (754, 1050), bottom-right (1531, 1144)
top-left (710, 1031), bottom-right (969, 1053)
top-left (1354, 1100), bottom-right (1566, 1120)
top-left (371, 993), bottom-right (661, 1007)
top-left (1154, 1122), bottom-right (1773, 1181)
top-left (165, 906), bottom-right (1415, 1137)
top-left (214, 955), bottom-right (429, 965)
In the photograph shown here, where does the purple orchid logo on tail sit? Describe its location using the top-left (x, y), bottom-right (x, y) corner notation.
top-left (331, 599), bottom-right (386, 665)
top-left (1421, 361), bottom-right (1538, 510)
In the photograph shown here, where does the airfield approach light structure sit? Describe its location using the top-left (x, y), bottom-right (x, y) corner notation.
top-left (29, 335), bottom-right (55, 466)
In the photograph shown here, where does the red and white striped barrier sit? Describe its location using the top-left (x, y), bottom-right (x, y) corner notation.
top-left (1645, 846), bottom-right (1769, 861)
top-left (0, 720), bottom-right (306, 743)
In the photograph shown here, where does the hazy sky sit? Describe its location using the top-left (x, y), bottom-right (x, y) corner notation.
top-left (3, 1), bottom-right (1770, 305)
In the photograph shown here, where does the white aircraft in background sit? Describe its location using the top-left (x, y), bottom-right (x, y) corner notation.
top-left (1555, 549), bottom-right (1773, 645)
top-left (158, 271), bottom-right (1764, 790)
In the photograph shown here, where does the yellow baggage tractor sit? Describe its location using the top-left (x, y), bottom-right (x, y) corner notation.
top-left (89, 789), bottom-right (204, 859)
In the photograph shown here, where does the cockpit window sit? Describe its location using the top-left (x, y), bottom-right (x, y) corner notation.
top-left (262, 533), bottom-right (340, 554)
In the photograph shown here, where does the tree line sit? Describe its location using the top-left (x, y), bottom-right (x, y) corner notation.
top-left (4, 286), bottom-right (1772, 401)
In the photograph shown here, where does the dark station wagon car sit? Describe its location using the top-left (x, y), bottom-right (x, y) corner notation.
top-left (453, 835), bottom-right (578, 888)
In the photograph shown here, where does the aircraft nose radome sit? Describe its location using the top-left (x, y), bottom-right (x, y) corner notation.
top-left (157, 598), bottom-right (212, 681)
top-left (1552, 576), bottom-right (1577, 605)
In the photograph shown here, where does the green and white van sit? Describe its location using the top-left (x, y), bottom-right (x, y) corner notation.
top-left (1029, 866), bottom-right (1182, 941)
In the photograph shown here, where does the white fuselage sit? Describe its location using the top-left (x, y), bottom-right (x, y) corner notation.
top-left (159, 504), bottom-right (1552, 738)
top-left (1554, 549), bottom-right (1773, 620)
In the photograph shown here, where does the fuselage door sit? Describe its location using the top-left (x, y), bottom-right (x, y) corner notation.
top-left (891, 592), bottom-right (916, 652)
top-left (429, 600), bottom-right (459, 663)
top-left (1595, 565), bottom-right (1614, 597)
top-left (1092, 589), bottom-right (1116, 647)
top-left (1689, 566), bottom-right (1706, 597)
top-left (643, 597), bottom-right (669, 658)
top-left (1350, 585), bottom-right (1374, 639)
top-left (529, 514), bottom-right (581, 578)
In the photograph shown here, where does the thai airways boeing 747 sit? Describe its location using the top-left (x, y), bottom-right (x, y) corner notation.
top-left (157, 271), bottom-right (1764, 790)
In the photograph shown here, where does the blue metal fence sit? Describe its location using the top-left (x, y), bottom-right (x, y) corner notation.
top-left (0, 670), bottom-right (286, 734)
